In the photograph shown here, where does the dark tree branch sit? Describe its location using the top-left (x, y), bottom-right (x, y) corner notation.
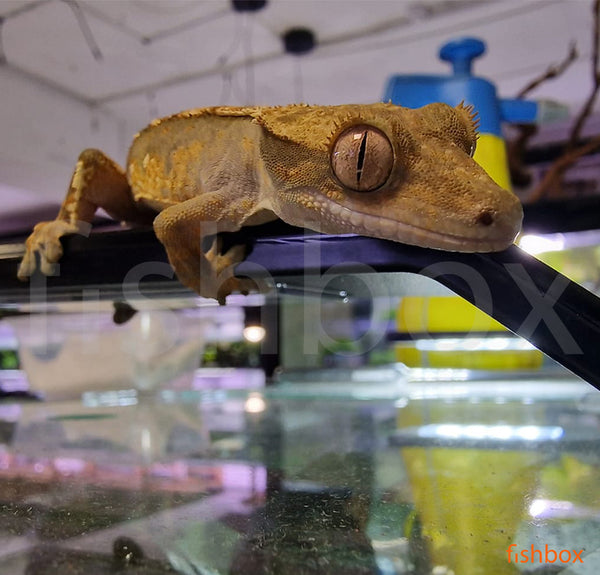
top-left (520, 0), bottom-right (600, 202)
top-left (528, 134), bottom-right (600, 203)
top-left (517, 41), bottom-right (578, 99)
top-left (508, 43), bottom-right (579, 190)
top-left (568, 0), bottom-right (600, 150)
top-left (507, 124), bottom-right (538, 188)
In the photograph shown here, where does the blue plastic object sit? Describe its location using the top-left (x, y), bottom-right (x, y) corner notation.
top-left (383, 37), bottom-right (545, 189)
top-left (439, 37), bottom-right (486, 76)
top-left (383, 37), bottom-right (538, 135)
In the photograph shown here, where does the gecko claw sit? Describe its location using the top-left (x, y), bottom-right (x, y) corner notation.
top-left (18, 220), bottom-right (89, 280)
top-left (216, 277), bottom-right (251, 304)
top-left (204, 240), bottom-right (247, 275)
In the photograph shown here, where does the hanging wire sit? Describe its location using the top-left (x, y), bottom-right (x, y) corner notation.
top-left (293, 57), bottom-right (304, 103)
top-left (146, 92), bottom-right (159, 121)
top-left (315, 1), bottom-right (560, 60)
top-left (89, 104), bottom-right (100, 132)
top-left (0, 18), bottom-right (6, 65)
top-left (242, 12), bottom-right (255, 106)
top-left (231, 61), bottom-right (252, 104)
top-left (1, 0), bottom-right (49, 20)
top-left (217, 14), bottom-right (245, 104)
top-left (62, 0), bottom-right (103, 61)
top-left (218, 62), bottom-right (234, 104)
top-left (99, 1), bottom-right (547, 106)
top-left (141, 6), bottom-right (230, 45)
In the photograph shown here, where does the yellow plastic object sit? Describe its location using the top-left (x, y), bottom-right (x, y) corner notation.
top-left (473, 132), bottom-right (512, 191)
top-left (398, 402), bottom-right (546, 575)
top-left (403, 446), bottom-right (541, 574)
top-left (397, 296), bottom-right (504, 334)
top-left (540, 454), bottom-right (600, 508)
top-left (395, 347), bottom-right (543, 370)
top-left (396, 296), bottom-right (543, 369)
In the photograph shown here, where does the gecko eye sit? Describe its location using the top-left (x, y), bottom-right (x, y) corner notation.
top-left (469, 139), bottom-right (477, 157)
top-left (331, 125), bottom-right (393, 192)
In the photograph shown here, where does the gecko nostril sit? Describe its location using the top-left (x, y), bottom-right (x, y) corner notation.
top-left (476, 209), bottom-right (495, 227)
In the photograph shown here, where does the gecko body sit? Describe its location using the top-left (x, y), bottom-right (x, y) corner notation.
top-left (18, 102), bottom-right (523, 303)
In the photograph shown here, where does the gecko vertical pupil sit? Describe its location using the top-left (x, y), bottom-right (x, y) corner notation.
top-left (331, 124), bottom-right (393, 192)
top-left (356, 131), bottom-right (368, 183)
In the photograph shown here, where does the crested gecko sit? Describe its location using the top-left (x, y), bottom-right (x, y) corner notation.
top-left (18, 102), bottom-right (523, 303)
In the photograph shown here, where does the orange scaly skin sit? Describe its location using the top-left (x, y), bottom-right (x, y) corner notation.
top-left (18, 102), bottom-right (522, 303)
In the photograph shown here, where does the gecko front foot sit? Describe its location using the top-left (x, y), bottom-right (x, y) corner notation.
top-left (205, 239), bottom-right (260, 304)
top-left (164, 237), bottom-right (258, 304)
top-left (17, 220), bottom-right (89, 280)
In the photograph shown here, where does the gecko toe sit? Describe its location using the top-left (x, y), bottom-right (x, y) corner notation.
top-left (18, 220), bottom-right (86, 281)
top-left (17, 251), bottom-right (35, 280)
top-left (43, 239), bottom-right (64, 262)
top-left (204, 237), bottom-right (222, 262)
top-left (39, 255), bottom-right (58, 277)
top-left (215, 276), bottom-right (262, 304)
top-left (206, 242), bottom-right (247, 276)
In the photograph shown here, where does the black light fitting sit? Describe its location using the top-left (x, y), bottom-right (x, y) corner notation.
top-left (232, 0), bottom-right (268, 12)
top-left (282, 27), bottom-right (316, 55)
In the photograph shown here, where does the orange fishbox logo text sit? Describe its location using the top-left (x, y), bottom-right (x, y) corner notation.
top-left (507, 544), bottom-right (584, 565)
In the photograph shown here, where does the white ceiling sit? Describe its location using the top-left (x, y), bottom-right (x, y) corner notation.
top-left (0, 0), bottom-right (596, 220)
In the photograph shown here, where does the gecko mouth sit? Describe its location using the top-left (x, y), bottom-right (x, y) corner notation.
top-left (309, 194), bottom-right (521, 253)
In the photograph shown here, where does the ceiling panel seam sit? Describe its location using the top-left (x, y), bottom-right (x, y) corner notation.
top-left (79, 1), bottom-right (231, 45)
top-left (94, 0), bottom-right (558, 105)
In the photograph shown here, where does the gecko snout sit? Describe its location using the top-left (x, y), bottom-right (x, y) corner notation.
top-left (468, 191), bottom-right (523, 250)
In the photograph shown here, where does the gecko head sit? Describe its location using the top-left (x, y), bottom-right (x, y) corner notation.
top-left (270, 102), bottom-right (522, 253)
